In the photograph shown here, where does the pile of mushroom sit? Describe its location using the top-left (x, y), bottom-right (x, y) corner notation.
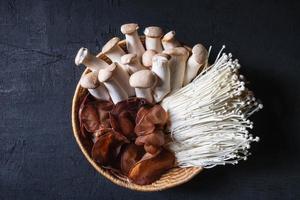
top-left (75, 23), bottom-right (262, 185)
top-left (75, 23), bottom-right (208, 185)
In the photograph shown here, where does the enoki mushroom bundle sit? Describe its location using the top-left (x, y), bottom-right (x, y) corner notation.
top-left (162, 47), bottom-right (263, 168)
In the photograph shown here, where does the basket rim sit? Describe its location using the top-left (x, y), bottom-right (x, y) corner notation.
top-left (71, 39), bottom-right (202, 192)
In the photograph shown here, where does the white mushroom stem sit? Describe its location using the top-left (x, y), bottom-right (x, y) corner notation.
top-left (88, 85), bottom-right (110, 101)
top-left (163, 47), bottom-right (189, 92)
top-left (144, 26), bottom-right (163, 52)
top-left (75, 47), bottom-right (109, 72)
top-left (121, 23), bottom-right (145, 59)
top-left (80, 72), bottom-right (110, 101)
top-left (121, 54), bottom-right (145, 75)
top-left (129, 70), bottom-right (157, 103)
top-left (98, 66), bottom-right (128, 104)
top-left (110, 62), bottom-right (135, 97)
top-left (183, 44), bottom-right (208, 86)
top-left (101, 37), bottom-right (127, 72)
top-left (161, 31), bottom-right (181, 50)
top-left (151, 54), bottom-right (171, 102)
top-left (136, 88), bottom-right (153, 102)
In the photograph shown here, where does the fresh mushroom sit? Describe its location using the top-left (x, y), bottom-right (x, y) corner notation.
top-left (129, 70), bottom-right (157, 103)
top-left (75, 47), bottom-right (109, 72)
top-left (151, 53), bottom-right (171, 102)
top-left (101, 37), bottom-right (127, 71)
top-left (163, 47), bottom-right (189, 92)
top-left (142, 50), bottom-right (157, 69)
top-left (98, 63), bottom-right (129, 104)
top-left (161, 31), bottom-right (181, 50)
top-left (121, 23), bottom-right (145, 59)
top-left (121, 53), bottom-right (145, 75)
top-left (144, 26), bottom-right (163, 52)
top-left (111, 62), bottom-right (135, 97)
top-left (80, 71), bottom-right (110, 101)
top-left (183, 43), bottom-right (208, 86)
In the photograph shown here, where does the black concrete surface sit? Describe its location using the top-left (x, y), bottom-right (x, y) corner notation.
top-left (1, 0), bottom-right (299, 199)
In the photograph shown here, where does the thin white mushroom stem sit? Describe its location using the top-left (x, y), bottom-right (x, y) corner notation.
top-left (163, 47), bottom-right (189, 92)
top-left (121, 23), bottom-right (145, 59)
top-left (80, 71), bottom-right (110, 101)
top-left (183, 43), bottom-right (208, 86)
top-left (151, 53), bottom-right (171, 102)
top-left (162, 47), bottom-right (262, 168)
top-left (98, 65), bottom-right (128, 104)
top-left (75, 47), bottom-right (109, 72)
top-left (144, 26), bottom-right (163, 52)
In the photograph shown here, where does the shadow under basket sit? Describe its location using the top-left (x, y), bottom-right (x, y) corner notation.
top-left (71, 38), bottom-right (202, 191)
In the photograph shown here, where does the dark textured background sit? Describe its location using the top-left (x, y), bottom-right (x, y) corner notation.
top-left (1, 0), bottom-right (300, 199)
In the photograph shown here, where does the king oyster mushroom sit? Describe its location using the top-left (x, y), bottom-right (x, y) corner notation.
top-left (121, 53), bottom-right (145, 75)
top-left (161, 31), bottom-right (181, 50)
top-left (121, 23), bottom-right (145, 59)
top-left (142, 50), bottom-right (157, 69)
top-left (163, 47), bottom-right (189, 92)
top-left (144, 26), bottom-right (163, 52)
top-left (183, 43), bottom-right (208, 86)
top-left (151, 53), bottom-right (171, 102)
top-left (98, 63), bottom-right (129, 104)
top-left (80, 71), bottom-right (110, 101)
top-left (75, 47), bottom-right (109, 72)
top-left (101, 37), bottom-right (127, 72)
top-left (129, 70), bottom-right (157, 103)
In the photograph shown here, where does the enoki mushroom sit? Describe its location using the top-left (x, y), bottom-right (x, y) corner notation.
top-left (161, 46), bottom-right (263, 168)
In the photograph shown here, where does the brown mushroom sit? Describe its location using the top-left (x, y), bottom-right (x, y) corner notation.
top-left (92, 130), bottom-right (129, 166)
top-left (120, 144), bottom-right (145, 175)
top-left (128, 149), bottom-right (175, 185)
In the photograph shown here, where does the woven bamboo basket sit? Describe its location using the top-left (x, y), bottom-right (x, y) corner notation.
top-left (71, 38), bottom-right (203, 191)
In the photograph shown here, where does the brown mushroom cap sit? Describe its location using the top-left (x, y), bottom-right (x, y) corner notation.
top-left (192, 43), bottom-right (208, 64)
top-left (142, 50), bottom-right (157, 68)
top-left (75, 47), bottom-right (89, 66)
top-left (102, 37), bottom-right (121, 54)
top-left (121, 53), bottom-right (138, 65)
top-left (163, 47), bottom-right (189, 57)
top-left (98, 63), bottom-right (117, 82)
top-left (144, 26), bottom-right (163, 38)
top-left (80, 71), bottom-right (100, 89)
top-left (129, 70), bottom-right (156, 88)
top-left (121, 23), bottom-right (139, 35)
top-left (162, 31), bottom-right (176, 42)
